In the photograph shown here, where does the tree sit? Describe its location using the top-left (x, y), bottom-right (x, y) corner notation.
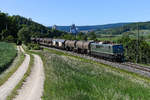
top-left (88, 32), bottom-right (96, 40)
top-left (1, 29), bottom-right (10, 40)
top-left (5, 35), bottom-right (14, 42)
top-left (76, 32), bottom-right (88, 40)
top-left (17, 27), bottom-right (31, 44)
top-left (61, 33), bottom-right (75, 40)
top-left (117, 35), bottom-right (150, 63)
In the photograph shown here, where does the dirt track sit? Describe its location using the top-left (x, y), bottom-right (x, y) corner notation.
top-left (0, 46), bottom-right (30, 100)
top-left (14, 54), bottom-right (45, 100)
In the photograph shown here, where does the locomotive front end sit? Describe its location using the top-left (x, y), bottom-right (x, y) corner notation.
top-left (112, 45), bottom-right (124, 62)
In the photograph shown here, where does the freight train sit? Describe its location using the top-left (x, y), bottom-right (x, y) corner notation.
top-left (31, 38), bottom-right (124, 62)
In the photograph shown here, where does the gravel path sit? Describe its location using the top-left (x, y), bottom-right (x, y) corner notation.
top-left (0, 47), bottom-right (30, 100)
top-left (14, 54), bottom-right (45, 100)
top-left (19, 46), bottom-right (25, 53)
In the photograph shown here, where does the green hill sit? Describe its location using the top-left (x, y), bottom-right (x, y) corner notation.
top-left (96, 21), bottom-right (150, 35)
top-left (0, 11), bottom-right (66, 43)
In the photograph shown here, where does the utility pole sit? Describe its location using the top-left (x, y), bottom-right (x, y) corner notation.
top-left (6, 24), bottom-right (8, 30)
top-left (136, 24), bottom-right (140, 63)
top-left (75, 32), bottom-right (77, 40)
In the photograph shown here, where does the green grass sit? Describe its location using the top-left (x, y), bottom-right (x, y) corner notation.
top-left (32, 49), bottom-right (150, 100)
top-left (43, 48), bottom-right (150, 81)
top-left (0, 49), bottom-right (25, 86)
top-left (0, 42), bottom-right (17, 73)
top-left (7, 54), bottom-right (34, 100)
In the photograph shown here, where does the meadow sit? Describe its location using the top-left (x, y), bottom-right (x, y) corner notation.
top-left (97, 29), bottom-right (150, 43)
top-left (0, 42), bottom-right (17, 73)
top-left (37, 49), bottom-right (150, 100)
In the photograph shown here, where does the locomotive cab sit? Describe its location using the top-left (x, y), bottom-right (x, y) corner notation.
top-left (112, 45), bottom-right (124, 62)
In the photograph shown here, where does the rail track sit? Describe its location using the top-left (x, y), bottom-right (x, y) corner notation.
top-left (122, 62), bottom-right (150, 73)
top-left (42, 46), bottom-right (150, 78)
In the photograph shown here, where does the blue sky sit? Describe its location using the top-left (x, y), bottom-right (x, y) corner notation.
top-left (0, 0), bottom-right (150, 26)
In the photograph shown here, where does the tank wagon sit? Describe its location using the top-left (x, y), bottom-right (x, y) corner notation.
top-left (45, 38), bottom-right (53, 46)
top-left (76, 41), bottom-right (93, 53)
top-left (31, 38), bottom-right (124, 62)
top-left (39, 38), bottom-right (44, 45)
top-left (42, 38), bottom-right (53, 46)
top-left (52, 39), bottom-right (66, 49)
top-left (35, 38), bottom-right (40, 43)
top-left (65, 40), bottom-right (77, 51)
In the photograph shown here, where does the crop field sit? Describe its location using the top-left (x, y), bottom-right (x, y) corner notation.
top-left (0, 42), bottom-right (17, 73)
top-left (37, 49), bottom-right (150, 100)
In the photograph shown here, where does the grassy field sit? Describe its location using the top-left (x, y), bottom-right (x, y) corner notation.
top-left (0, 42), bottom-right (17, 73)
top-left (97, 29), bottom-right (150, 43)
top-left (34, 49), bottom-right (150, 100)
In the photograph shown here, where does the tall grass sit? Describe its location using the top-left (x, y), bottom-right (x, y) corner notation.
top-left (40, 51), bottom-right (150, 100)
top-left (0, 42), bottom-right (17, 73)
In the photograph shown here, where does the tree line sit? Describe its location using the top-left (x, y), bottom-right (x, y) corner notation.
top-left (59, 31), bottom-right (97, 41)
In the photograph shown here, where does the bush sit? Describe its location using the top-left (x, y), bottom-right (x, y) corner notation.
top-left (5, 35), bottom-right (14, 42)
top-left (27, 43), bottom-right (41, 50)
top-left (117, 35), bottom-right (150, 63)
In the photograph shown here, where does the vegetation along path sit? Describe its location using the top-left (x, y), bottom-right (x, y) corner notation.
top-left (14, 54), bottom-right (45, 100)
top-left (0, 46), bottom-right (30, 100)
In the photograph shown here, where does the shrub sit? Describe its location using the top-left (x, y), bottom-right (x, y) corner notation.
top-left (117, 35), bottom-right (150, 63)
top-left (27, 43), bottom-right (40, 50)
